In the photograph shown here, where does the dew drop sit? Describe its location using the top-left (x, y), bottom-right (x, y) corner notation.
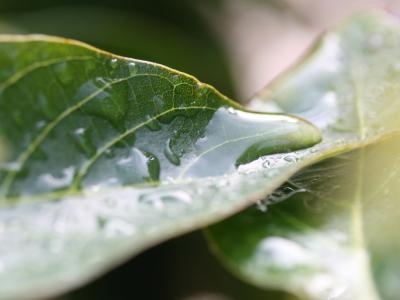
top-left (227, 107), bottom-right (237, 115)
top-left (35, 120), bottom-right (46, 129)
top-left (128, 62), bottom-right (137, 76)
top-left (145, 115), bottom-right (162, 131)
top-left (284, 155), bottom-right (298, 163)
top-left (0, 161), bottom-right (21, 172)
top-left (72, 127), bottom-right (96, 157)
top-left (138, 190), bottom-right (192, 209)
top-left (262, 160), bottom-right (271, 169)
top-left (104, 148), bottom-right (115, 158)
top-left (164, 138), bottom-right (181, 166)
top-left (39, 166), bottom-right (76, 190)
top-left (144, 151), bottom-right (160, 181)
top-left (256, 200), bottom-right (268, 212)
top-left (115, 148), bottom-right (156, 183)
top-left (110, 58), bottom-right (119, 69)
top-left (267, 186), bottom-right (306, 204)
top-left (99, 216), bottom-right (136, 237)
top-left (94, 77), bottom-right (108, 86)
top-left (195, 85), bottom-right (207, 98)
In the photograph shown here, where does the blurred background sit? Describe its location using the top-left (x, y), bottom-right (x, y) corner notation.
top-left (0, 1), bottom-right (398, 299)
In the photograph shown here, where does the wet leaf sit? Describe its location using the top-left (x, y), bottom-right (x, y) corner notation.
top-left (0, 35), bottom-right (321, 298)
top-left (207, 12), bottom-right (400, 300)
top-left (207, 137), bottom-right (400, 300)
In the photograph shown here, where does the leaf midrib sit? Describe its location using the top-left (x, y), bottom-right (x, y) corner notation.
top-left (0, 70), bottom-right (198, 196)
top-left (350, 69), bottom-right (380, 300)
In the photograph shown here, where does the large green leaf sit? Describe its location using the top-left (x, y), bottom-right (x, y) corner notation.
top-left (0, 35), bottom-right (321, 298)
top-left (207, 12), bottom-right (400, 300)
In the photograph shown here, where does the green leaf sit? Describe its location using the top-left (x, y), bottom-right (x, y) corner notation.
top-left (207, 12), bottom-right (400, 300)
top-left (0, 35), bottom-right (321, 298)
top-left (207, 137), bottom-right (400, 300)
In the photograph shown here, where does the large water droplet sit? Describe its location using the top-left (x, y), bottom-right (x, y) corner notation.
top-left (128, 62), bottom-right (137, 76)
top-left (116, 148), bottom-right (159, 183)
top-left (144, 151), bottom-right (160, 181)
top-left (164, 138), bottom-right (181, 166)
top-left (283, 154), bottom-right (299, 163)
top-left (98, 216), bottom-right (136, 237)
top-left (180, 107), bottom-right (321, 178)
top-left (38, 166), bottom-right (76, 190)
top-left (145, 115), bottom-right (162, 131)
top-left (138, 190), bottom-right (192, 209)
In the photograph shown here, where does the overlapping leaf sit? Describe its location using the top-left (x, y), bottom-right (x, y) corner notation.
top-left (207, 12), bottom-right (400, 300)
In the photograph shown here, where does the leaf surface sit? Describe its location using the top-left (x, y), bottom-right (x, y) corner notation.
top-left (0, 35), bottom-right (320, 298)
top-left (207, 12), bottom-right (400, 300)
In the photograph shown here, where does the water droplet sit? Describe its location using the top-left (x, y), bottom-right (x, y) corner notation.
top-left (267, 186), bottom-right (306, 204)
top-left (35, 120), bottom-right (46, 129)
top-left (95, 77), bottom-right (108, 86)
top-left (195, 84), bottom-right (207, 98)
top-left (99, 216), bottom-right (136, 237)
top-left (262, 160), bottom-right (271, 168)
top-left (182, 107), bottom-right (321, 178)
top-left (72, 127), bottom-right (96, 157)
top-left (144, 152), bottom-right (160, 181)
top-left (164, 138), bottom-right (181, 166)
top-left (227, 107), bottom-right (237, 115)
top-left (110, 58), bottom-right (119, 69)
top-left (114, 148), bottom-right (158, 183)
top-left (38, 166), bottom-right (76, 190)
top-left (128, 62), bottom-right (137, 76)
top-left (284, 155), bottom-right (298, 163)
top-left (84, 91), bottom-right (128, 133)
top-left (145, 115), bottom-right (162, 131)
top-left (256, 200), bottom-right (268, 212)
top-left (138, 190), bottom-right (192, 209)
top-left (104, 148), bottom-right (115, 158)
top-left (0, 161), bottom-right (21, 172)
top-left (102, 196), bottom-right (117, 208)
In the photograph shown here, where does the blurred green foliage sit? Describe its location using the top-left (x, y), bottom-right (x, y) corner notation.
top-left (0, 0), bottom-right (235, 98)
